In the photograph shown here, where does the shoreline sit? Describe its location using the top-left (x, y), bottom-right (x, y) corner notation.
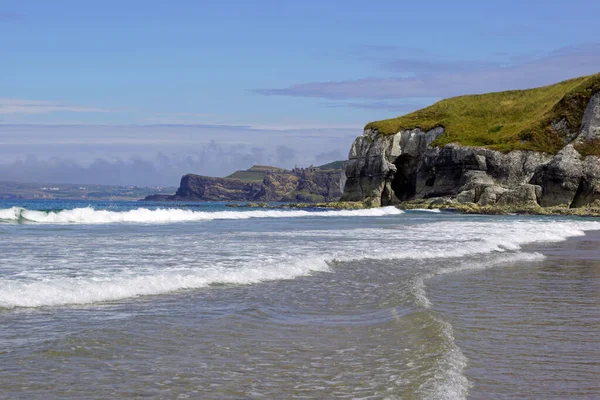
top-left (7, 196), bottom-right (600, 217)
top-left (274, 198), bottom-right (600, 217)
top-left (397, 199), bottom-right (600, 217)
top-left (240, 198), bottom-right (600, 217)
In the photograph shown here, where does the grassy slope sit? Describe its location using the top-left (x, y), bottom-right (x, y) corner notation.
top-left (365, 73), bottom-right (600, 154)
top-left (225, 165), bottom-right (287, 181)
top-left (225, 170), bottom-right (268, 182)
top-left (225, 162), bottom-right (345, 181)
top-left (316, 160), bottom-right (346, 170)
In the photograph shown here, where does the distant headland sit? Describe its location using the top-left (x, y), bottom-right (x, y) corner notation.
top-left (143, 162), bottom-right (346, 203)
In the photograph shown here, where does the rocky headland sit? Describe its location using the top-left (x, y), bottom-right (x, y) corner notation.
top-left (340, 73), bottom-right (600, 214)
top-left (143, 163), bottom-right (346, 203)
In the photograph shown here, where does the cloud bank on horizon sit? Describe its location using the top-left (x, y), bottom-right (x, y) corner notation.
top-left (1, 1), bottom-right (599, 185)
top-left (0, 124), bottom-right (354, 186)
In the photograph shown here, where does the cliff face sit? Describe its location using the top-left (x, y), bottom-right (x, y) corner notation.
top-left (145, 166), bottom-right (345, 202)
top-left (342, 88), bottom-right (600, 209)
top-left (174, 175), bottom-right (263, 201)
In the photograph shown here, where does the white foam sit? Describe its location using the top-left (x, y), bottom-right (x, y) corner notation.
top-left (332, 220), bottom-right (595, 262)
top-left (3, 212), bottom-right (600, 309)
top-left (0, 206), bottom-right (404, 224)
top-left (409, 252), bottom-right (548, 400)
top-left (0, 206), bottom-right (21, 221)
top-left (412, 254), bottom-right (549, 400)
top-left (417, 317), bottom-right (471, 400)
top-left (409, 251), bottom-right (546, 398)
top-left (412, 252), bottom-right (546, 309)
top-left (0, 257), bottom-right (330, 308)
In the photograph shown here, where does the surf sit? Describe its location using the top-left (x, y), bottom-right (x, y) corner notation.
top-left (0, 206), bottom-right (404, 224)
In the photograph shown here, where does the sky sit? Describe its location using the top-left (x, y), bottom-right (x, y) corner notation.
top-left (1, 0), bottom-right (599, 186)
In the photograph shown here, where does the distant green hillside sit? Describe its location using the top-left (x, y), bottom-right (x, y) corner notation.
top-left (224, 170), bottom-right (266, 182)
top-left (225, 165), bottom-right (287, 182)
top-left (366, 73), bottom-right (600, 154)
top-left (0, 181), bottom-right (176, 201)
top-left (225, 162), bottom-right (345, 182)
top-left (317, 160), bottom-right (346, 170)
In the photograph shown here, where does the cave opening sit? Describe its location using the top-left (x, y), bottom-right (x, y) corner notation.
top-left (391, 154), bottom-right (418, 201)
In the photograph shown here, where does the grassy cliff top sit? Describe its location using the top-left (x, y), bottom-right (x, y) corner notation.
top-left (225, 165), bottom-right (286, 181)
top-left (225, 162), bottom-right (345, 181)
top-left (316, 160), bottom-right (346, 170)
top-left (365, 73), bottom-right (600, 153)
top-left (246, 165), bottom-right (287, 172)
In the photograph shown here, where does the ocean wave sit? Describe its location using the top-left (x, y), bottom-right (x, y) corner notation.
top-left (417, 316), bottom-right (471, 400)
top-left (0, 206), bottom-right (404, 224)
top-left (411, 252), bottom-right (546, 309)
top-left (3, 213), bottom-right (600, 308)
top-left (411, 251), bottom-right (546, 399)
top-left (333, 221), bottom-right (597, 262)
top-left (0, 257), bottom-right (330, 308)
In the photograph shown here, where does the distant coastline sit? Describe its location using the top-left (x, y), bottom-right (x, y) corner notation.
top-left (142, 162), bottom-right (346, 203)
top-left (0, 181), bottom-right (176, 201)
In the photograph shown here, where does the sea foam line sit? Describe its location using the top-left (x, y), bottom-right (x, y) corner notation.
top-left (416, 316), bottom-right (471, 400)
top-left (411, 252), bottom-right (544, 400)
top-left (0, 257), bottom-right (330, 308)
top-left (411, 251), bottom-right (546, 309)
top-left (0, 206), bottom-right (403, 224)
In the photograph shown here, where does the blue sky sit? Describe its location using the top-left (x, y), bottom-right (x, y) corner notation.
top-left (1, 1), bottom-right (599, 185)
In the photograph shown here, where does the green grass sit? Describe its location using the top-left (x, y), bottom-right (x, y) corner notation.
top-left (247, 165), bottom-right (286, 172)
top-left (225, 165), bottom-right (288, 181)
top-left (224, 170), bottom-right (267, 182)
top-left (226, 163), bottom-right (346, 181)
top-left (575, 138), bottom-right (600, 157)
top-left (365, 73), bottom-right (600, 154)
top-left (316, 160), bottom-right (345, 170)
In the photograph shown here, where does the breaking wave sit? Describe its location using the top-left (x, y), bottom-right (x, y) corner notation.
top-left (2, 210), bottom-right (600, 309)
top-left (0, 257), bottom-right (330, 308)
top-left (411, 251), bottom-right (546, 309)
top-left (0, 206), bottom-right (403, 224)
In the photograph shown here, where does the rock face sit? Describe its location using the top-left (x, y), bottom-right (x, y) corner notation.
top-left (144, 167), bottom-right (345, 202)
top-left (343, 127), bottom-right (443, 205)
top-left (172, 175), bottom-right (264, 201)
top-left (578, 93), bottom-right (600, 143)
top-left (341, 95), bottom-right (600, 208)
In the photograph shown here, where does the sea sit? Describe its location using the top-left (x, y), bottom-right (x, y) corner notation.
top-left (0, 199), bottom-right (598, 399)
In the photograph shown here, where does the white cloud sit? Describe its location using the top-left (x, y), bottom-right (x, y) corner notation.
top-left (254, 43), bottom-right (600, 100)
top-left (0, 99), bottom-right (110, 114)
top-left (0, 124), bottom-right (357, 185)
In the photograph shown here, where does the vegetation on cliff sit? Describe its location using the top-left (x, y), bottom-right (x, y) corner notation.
top-left (225, 165), bottom-right (287, 182)
top-left (365, 73), bottom-right (600, 154)
top-left (225, 163), bottom-right (346, 182)
top-left (315, 160), bottom-right (346, 170)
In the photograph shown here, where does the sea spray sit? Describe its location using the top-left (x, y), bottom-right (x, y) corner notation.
top-left (0, 206), bottom-right (404, 224)
top-left (0, 257), bottom-right (331, 308)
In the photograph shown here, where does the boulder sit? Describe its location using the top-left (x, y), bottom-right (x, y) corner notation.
top-left (478, 186), bottom-right (509, 206)
top-left (532, 145), bottom-right (583, 207)
top-left (570, 156), bottom-right (600, 207)
top-left (496, 184), bottom-right (541, 207)
top-left (456, 189), bottom-right (476, 203)
top-left (577, 93), bottom-right (600, 142)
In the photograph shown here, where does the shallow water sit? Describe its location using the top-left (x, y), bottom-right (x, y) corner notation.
top-left (0, 200), bottom-right (598, 399)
